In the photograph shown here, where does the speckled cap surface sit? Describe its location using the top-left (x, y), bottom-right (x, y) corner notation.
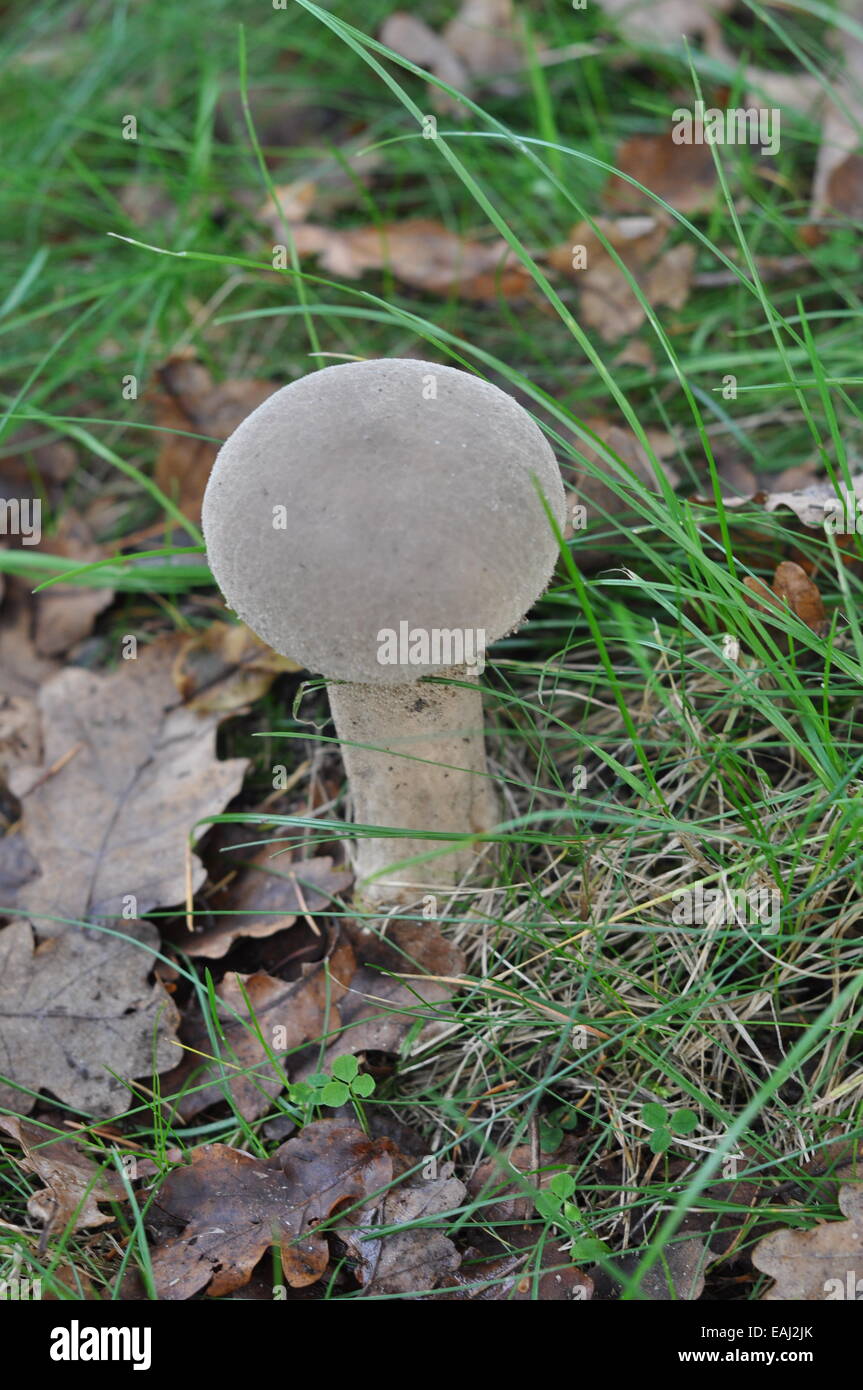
top-left (202, 357), bottom-right (565, 682)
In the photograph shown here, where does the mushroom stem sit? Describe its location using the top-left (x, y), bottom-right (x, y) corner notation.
top-left (327, 670), bottom-right (497, 906)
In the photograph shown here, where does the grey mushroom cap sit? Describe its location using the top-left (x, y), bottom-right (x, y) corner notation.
top-left (202, 357), bottom-right (565, 683)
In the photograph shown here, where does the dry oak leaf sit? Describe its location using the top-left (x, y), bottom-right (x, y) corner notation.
top-left (171, 619), bottom-right (301, 716)
top-left (0, 1115), bottom-right (129, 1233)
top-left (312, 920), bottom-right (466, 1071)
top-left (547, 216), bottom-right (695, 341)
top-left (9, 634), bottom-right (248, 933)
top-left (33, 511), bottom-right (113, 658)
top-left (0, 918), bottom-right (179, 1116)
top-left (339, 1174), bottom-right (466, 1295)
top-left (752, 1184), bottom-right (863, 1300)
top-left (168, 925), bottom-right (356, 1122)
top-left (179, 852), bottom-right (353, 959)
top-left (0, 580), bottom-right (61, 700)
top-left (152, 355), bottom-right (276, 522)
top-left (604, 134), bottom-right (718, 216)
top-left (290, 218), bottom-right (532, 300)
top-left (150, 1121), bottom-right (396, 1299)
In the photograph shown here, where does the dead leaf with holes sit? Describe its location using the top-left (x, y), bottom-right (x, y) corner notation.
top-left (149, 1121), bottom-right (398, 1299)
top-left (166, 926), bottom-right (356, 1121)
top-left (0, 1115), bottom-right (129, 1233)
top-left (290, 219), bottom-right (532, 300)
top-left (9, 633), bottom-right (248, 933)
top-left (0, 918), bottom-right (179, 1116)
top-left (752, 1184), bottom-right (863, 1299)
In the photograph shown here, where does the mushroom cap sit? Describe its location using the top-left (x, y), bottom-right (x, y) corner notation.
top-left (202, 358), bottom-right (565, 683)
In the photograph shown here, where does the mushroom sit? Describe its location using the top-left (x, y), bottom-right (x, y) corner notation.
top-left (202, 358), bottom-right (564, 905)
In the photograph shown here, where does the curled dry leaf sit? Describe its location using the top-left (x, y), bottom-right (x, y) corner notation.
top-left (167, 925), bottom-right (356, 1122)
top-left (313, 920), bottom-right (466, 1071)
top-left (150, 1121), bottom-right (398, 1299)
top-left (0, 919), bottom-right (179, 1117)
top-left (752, 1184), bottom-right (863, 1300)
top-left (178, 852), bottom-right (353, 960)
top-left (9, 634), bottom-right (248, 932)
top-left (171, 619), bottom-right (300, 715)
top-left (290, 218), bottom-right (532, 300)
top-left (0, 1115), bottom-right (128, 1233)
top-left (743, 561), bottom-right (828, 637)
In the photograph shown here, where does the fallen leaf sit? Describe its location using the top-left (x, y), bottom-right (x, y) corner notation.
top-left (167, 925), bottom-right (356, 1121)
top-left (811, 24), bottom-right (863, 219)
top-left (604, 134), bottom-right (718, 215)
top-left (179, 852), bottom-right (353, 959)
top-left (379, 13), bottom-right (470, 116)
top-left (547, 216), bottom-right (694, 340)
top-left (315, 921), bottom-right (465, 1070)
top-left (0, 918), bottom-right (179, 1116)
top-left (9, 634), bottom-right (248, 932)
top-left (752, 1184), bottom-right (863, 1299)
top-left (566, 417), bottom-right (681, 569)
top-left (152, 355), bottom-right (276, 521)
top-left (771, 560), bottom-right (828, 636)
top-left (150, 1121), bottom-right (397, 1299)
top-left (762, 474), bottom-right (863, 528)
top-left (257, 144), bottom-right (384, 235)
top-left (0, 581), bottom-right (61, 699)
top-left (339, 1173), bottom-right (466, 1294)
top-left (596, 0), bottom-right (732, 49)
top-left (171, 620), bottom-right (300, 714)
top-left (0, 693), bottom-right (41, 782)
top-left (443, 0), bottom-right (526, 77)
top-left (32, 511), bottom-right (113, 658)
top-left (0, 1115), bottom-right (128, 1233)
top-left (290, 218), bottom-right (532, 300)
top-left (0, 832), bottom-right (39, 914)
top-left (743, 562), bottom-right (828, 637)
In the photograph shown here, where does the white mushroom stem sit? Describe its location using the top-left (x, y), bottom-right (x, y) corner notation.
top-left (327, 669), bottom-right (498, 905)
